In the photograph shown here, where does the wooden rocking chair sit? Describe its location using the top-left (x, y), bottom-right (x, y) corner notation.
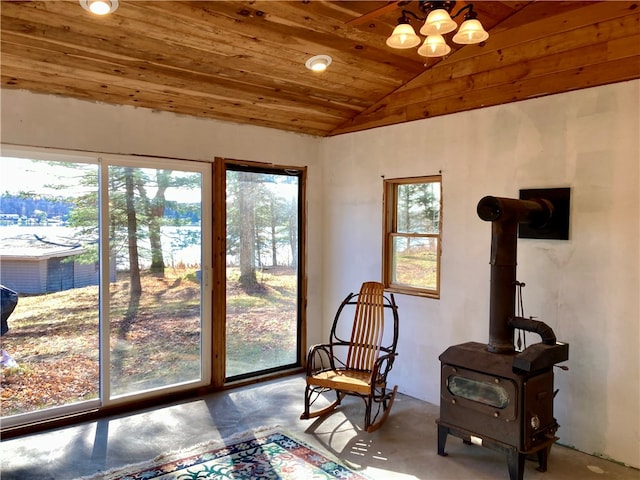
top-left (300, 281), bottom-right (399, 432)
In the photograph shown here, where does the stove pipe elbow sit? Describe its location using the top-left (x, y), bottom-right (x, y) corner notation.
top-left (509, 316), bottom-right (557, 345)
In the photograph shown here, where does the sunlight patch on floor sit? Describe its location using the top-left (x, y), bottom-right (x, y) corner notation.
top-left (363, 466), bottom-right (419, 479)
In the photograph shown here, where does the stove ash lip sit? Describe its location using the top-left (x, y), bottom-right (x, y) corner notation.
top-left (439, 340), bottom-right (569, 376)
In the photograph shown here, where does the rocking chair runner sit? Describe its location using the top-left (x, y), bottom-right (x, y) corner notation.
top-left (300, 281), bottom-right (399, 432)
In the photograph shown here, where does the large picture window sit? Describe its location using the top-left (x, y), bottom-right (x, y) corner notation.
top-left (383, 175), bottom-right (442, 298)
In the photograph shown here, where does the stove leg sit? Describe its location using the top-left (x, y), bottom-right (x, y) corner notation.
top-left (506, 451), bottom-right (525, 480)
top-left (437, 424), bottom-right (449, 457)
top-left (536, 445), bottom-right (551, 472)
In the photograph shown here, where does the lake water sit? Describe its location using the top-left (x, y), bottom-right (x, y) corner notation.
top-left (0, 225), bottom-right (202, 267)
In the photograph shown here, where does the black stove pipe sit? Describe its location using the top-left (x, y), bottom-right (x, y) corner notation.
top-left (477, 196), bottom-right (554, 353)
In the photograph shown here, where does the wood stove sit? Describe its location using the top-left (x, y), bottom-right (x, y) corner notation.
top-left (437, 196), bottom-right (569, 480)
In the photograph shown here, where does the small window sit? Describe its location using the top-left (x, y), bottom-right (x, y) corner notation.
top-left (383, 176), bottom-right (442, 298)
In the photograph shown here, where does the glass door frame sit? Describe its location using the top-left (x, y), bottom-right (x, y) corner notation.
top-left (212, 157), bottom-right (307, 387)
top-left (99, 154), bottom-right (213, 407)
top-left (0, 145), bottom-right (102, 430)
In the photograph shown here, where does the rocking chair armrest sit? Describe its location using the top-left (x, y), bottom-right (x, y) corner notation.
top-left (371, 351), bottom-right (398, 387)
top-left (305, 343), bottom-right (333, 376)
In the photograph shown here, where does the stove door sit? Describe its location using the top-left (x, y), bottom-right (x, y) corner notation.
top-left (442, 365), bottom-right (518, 421)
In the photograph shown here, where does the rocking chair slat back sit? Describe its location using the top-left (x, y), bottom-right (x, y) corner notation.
top-left (346, 281), bottom-right (385, 372)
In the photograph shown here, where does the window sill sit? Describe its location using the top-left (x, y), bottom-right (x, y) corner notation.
top-left (385, 285), bottom-right (440, 299)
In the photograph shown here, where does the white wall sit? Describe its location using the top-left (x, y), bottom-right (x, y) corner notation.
top-left (2, 82), bottom-right (638, 467)
top-left (321, 80), bottom-right (639, 468)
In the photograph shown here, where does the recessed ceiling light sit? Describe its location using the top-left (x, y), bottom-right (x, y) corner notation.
top-left (305, 55), bottom-right (332, 72)
top-left (80, 0), bottom-right (119, 15)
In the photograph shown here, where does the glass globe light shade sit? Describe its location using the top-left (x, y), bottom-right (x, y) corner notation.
top-left (417, 34), bottom-right (452, 57)
top-left (420, 9), bottom-right (457, 36)
top-left (386, 23), bottom-right (421, 49)
top-left (452, 18), bottom-right (489, 44)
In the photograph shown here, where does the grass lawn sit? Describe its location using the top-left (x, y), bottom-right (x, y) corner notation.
top-left (0, 266), bottom-right (298, 417)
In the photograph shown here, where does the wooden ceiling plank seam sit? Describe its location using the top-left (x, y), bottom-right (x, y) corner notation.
top-left (485, 1), bottom-right (587, 34)
top-left (344, 1), bottom-right (403, 27)
top-left (483, 12), bottom-right (640, 70)
top-left (243, 0), bottom-right (407, 51)
top-left (0, 16), bottom-right (400, 99)
top-left (330, 56), bottom-right (640, 135)
top-left (386, 42), bottom-right (631, 110)
top-left (607, 33), bottom-right (640, 59)
top-left (0, 36), bottom-right (376, 112)
top-left (310, 0), bottom-right (394, 23)
top-left (378, 36), bottom-right (640, 115)
top-left (460, 1), bottom-right (534, 34)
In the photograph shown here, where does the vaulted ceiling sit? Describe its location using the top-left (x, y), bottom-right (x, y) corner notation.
top-left (1, 1), bottom-right (639, 137)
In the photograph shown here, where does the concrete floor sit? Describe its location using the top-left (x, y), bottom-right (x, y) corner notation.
top-left (1, 375), bottom-right (638, 480)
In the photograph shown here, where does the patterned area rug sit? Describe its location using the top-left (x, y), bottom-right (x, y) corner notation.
top-left (82, 430), bottom-right (369, 479)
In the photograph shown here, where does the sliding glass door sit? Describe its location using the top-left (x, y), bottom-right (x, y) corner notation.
top-left (104, 161), bottom-right (211, 400)
top-left (0, 148), bottom-right (211, 426)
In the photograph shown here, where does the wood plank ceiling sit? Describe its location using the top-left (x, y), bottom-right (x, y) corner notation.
top-left (1, 1), bottom-right (639, 137)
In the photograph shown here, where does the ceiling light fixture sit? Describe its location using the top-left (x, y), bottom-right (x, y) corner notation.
top-left (305, 55), bottom-right (332, 72)
top-left (386, 0), bottom-right (488, 58)
top-left (80, 0), bottom-right (119, 15)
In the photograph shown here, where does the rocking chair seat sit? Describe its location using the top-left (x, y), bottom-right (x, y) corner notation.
top-left (300, 281), bottom-right (399, 432)
top-left (307, 369), bottom-right (373, 395)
